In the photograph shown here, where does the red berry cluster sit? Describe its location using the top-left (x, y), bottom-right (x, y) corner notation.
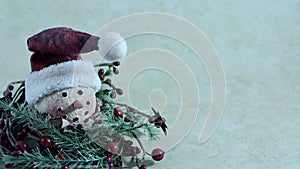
top-left (0, 120), bottom-right (68, 169)
top-left (148, 108), bottom-right (168, 135)
top-left (2, 84), bottom-right (14, 98)
top-left (98, 61), bottom-right (121, 81)
top-left (102, 78), bottom-right (124, 99)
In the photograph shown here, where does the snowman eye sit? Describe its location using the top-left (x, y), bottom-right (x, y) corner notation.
top-left (73, 117), bottom-right (79, 122)
top-left (77, 90), bottom-right (83, 95)
top-left (62, 92), bottom-right (68, 97)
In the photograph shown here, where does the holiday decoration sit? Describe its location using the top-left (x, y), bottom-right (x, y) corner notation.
top-left (0, 27), bottom-right (167, 168)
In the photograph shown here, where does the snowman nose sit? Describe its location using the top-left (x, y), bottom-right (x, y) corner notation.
top-left (62, 100), bottom-right (83, 114)
top-left (73, 100), bottom-right (84, 109)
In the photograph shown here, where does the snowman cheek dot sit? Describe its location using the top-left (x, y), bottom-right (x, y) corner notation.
top-left (77, 90), bottom-right (83, 95)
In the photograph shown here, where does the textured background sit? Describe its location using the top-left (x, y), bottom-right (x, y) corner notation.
top-left (0, 1), bottom-right (299, 168)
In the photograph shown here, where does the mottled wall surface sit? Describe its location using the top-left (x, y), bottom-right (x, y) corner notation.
top-left (0, 1), bottom-right (299, 168)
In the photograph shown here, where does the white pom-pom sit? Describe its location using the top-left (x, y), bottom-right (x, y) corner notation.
top-left (98, 32), bottom-right (127, 61)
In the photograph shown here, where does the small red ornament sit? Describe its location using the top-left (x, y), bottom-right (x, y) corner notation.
top-left (151, 148), bottom-right (165, 161)
top-left (113, 108), bottom-right (123, 118)
top-left (40, 136), bottom-right (52, 148)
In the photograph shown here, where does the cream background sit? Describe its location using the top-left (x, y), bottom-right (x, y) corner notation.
top-left (0, 1), bottom-right (299, 169)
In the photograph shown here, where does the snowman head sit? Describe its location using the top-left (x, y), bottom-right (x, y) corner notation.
top-left (24, 27), bottom-right (127, 126)
top-left (25, 60), bottom-right (100, 125)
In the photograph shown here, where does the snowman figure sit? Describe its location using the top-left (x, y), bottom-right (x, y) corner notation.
top-left (24, 27), bottom-right (127, 128)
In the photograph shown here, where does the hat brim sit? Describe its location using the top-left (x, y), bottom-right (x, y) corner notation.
top-left (25, 60), bottom-right (101, 104)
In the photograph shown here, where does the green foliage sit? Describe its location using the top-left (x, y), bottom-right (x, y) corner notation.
top-left (0, 64), bottom-right (166, 168)
top-left (0, 86), bottom-right (162, 168)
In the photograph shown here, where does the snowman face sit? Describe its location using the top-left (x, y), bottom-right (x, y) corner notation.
top-left (34, 86), bottom-right (97, 125)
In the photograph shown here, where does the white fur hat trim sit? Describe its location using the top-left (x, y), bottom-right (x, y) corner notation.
top-left (25, 60), bottom-right (101, 104)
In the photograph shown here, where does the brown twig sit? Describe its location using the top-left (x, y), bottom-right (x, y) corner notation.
top-left (94, 63), bottom-right (111, 67)
top-left (114, 102), bottom-right (151, 118)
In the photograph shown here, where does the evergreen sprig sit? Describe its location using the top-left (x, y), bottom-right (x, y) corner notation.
top-left (0, 101), bottom-right (108, 169)
top-left (0, 62), bottom-right (167, 168)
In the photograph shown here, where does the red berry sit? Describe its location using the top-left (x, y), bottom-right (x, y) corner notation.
top-left (16, 141), bottom-right (28, 151)
top-left (98, 69), bottom-right (105, 75)
top-left (151, 148), bottom-right (165, 161)
top-left (7, 85), bottom-right (14, 91)
top-left (10, 151), bottom-right (20, 156)
top-left (113, 67), bottom-right (119, 74)
top-left (113, 108), bottom-right (123, 118)
top-left (99, 74), bottom-right (104, 81)
top-left (3, 91), bottom-right (12, 98)
top-left (40, 136), bottom-right (52, 148)
top-left (108, 142), bottom-right (119, 154)
top-left (139, 165), bottom-right (147, 169)
top-left (113, 61), bottom-right (120, 66)
top-left (4, 163), bottom-right (13, 168)
top-left (115, 88), bottom-right (123, 95)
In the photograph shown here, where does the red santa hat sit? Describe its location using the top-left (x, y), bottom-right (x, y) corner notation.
top-left (25, 27), bottom-right (127, 104)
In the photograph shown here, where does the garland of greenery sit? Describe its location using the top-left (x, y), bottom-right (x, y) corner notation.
top-left (0, 62), bottom-right (167, 169)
